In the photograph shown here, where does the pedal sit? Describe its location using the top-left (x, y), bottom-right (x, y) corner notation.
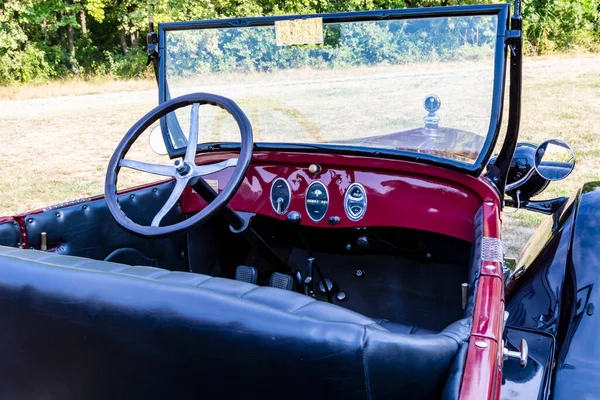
top-left (269, 272), bottom-right (294, 291)
top-left (235, 265), bottom-right (257, 284)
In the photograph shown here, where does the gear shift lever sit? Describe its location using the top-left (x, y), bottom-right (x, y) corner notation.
top-left (286, 211), bottom-right (334, 303)
top-left (305, 257), bottom-right (316, 298)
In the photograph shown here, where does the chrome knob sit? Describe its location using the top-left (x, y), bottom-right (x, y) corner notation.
top-left (503, 338), bottom-right (528, 368)
top-left (308, 164), bottom-right (321, 174)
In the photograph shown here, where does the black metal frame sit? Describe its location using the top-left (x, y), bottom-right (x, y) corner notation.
top-left (486, 0), bottom-right (523, 200)
top-left (156, 4), bottom-right (512, 177)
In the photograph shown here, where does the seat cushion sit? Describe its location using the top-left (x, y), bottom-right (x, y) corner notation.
top-left (0, 245), bottom-right (469, 400)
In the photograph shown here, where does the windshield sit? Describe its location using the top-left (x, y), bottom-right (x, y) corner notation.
top-left (161, 8), bottom-right (505, 168)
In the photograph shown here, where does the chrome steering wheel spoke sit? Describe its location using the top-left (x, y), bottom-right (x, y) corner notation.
top-left (119, 159), bottom-right (177, 177)
top-left (151, 177), bottom-right (188, 227)
top-left (185, 103), bottom-right (200, 165)
top-left (193, 158), bottom-right (238, 176)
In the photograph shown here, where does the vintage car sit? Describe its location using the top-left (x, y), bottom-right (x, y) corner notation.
top-left (0, 2), bottom-right (596, 400)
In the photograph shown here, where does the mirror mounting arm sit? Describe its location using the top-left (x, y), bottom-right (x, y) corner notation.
top-left (486, 4), bottom-right (523, 205)
top-left (505, 197), bottom-right (568, 215)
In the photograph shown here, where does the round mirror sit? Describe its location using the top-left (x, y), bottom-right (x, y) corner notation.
top-left (149, 125), bottom-right (168, 156)
top-left (534, 139), bottom-right (576, 181)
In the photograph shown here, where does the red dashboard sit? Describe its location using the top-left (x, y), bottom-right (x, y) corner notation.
top-left (182, 152), bottom-right (500, 242)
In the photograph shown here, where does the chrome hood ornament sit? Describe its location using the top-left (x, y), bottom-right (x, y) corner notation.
top-left (423, 94), bottom-right (441, 129)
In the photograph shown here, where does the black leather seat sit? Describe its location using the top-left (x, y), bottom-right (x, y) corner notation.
top-left (0, 245), bottom-right (469, 400)
top-left (375, 319), bottom-right (438, 335)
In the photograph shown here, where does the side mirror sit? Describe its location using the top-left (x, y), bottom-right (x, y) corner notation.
top-left (149, 125), bottom-right (168, 156)
top-left (504, 139), bottom-right (575, 214)
top-left (534, 139), bottom-right (576, 181)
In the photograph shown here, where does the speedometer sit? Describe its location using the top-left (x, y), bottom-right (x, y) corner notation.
top-left (305, 181), bottom-right (328, 222)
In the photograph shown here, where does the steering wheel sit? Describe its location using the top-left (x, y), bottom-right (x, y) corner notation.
top-left (105, 93), bottom-right (253, 236)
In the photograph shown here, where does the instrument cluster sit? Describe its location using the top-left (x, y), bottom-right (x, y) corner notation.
top-left (269, 166), bottom-right (367, 224)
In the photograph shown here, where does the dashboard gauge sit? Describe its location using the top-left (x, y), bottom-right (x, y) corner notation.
top-left (344, 183), bottom-right (367, 221)
top-left (305, 181), bottom-right (329, 222)
top-left (270, 178), bottom-right (291, 215)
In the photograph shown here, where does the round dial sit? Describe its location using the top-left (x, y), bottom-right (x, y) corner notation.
top-left (344, 183), bottom-right (367, 221)
top-left (305, 181), bottom-right (328, 222)
top-left (270, 178), bottom-right (291, 215)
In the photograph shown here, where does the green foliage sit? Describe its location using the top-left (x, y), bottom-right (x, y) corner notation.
top-left (165, 15), bottom-right (496, 78)
top-left (522, 0), bottom-right (600, 54)
top-left (1, 0), bottom-right (599, 85)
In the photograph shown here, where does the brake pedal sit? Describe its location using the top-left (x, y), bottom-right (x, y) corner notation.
top-left (235, 265), bottom-right (257, 284)
top-left (269, 272), bottom-right (294, 291)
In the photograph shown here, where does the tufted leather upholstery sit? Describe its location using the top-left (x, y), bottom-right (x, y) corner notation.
top-left (0, 245), bottom-right (470, 400)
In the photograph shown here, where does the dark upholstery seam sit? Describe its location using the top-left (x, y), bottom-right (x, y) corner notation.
top-left (290, 299), bottom-right (316, 314)
top-left (194, 277), bottom-right (216, 287)
top-left (361, 326), bottom-right (372, 400)
top-left (239, 286), bottom-right (262, 298)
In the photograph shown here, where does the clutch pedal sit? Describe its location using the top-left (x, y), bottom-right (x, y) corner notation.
top-left (235, 265), bottom-right (257, 284)
top-left (269, 272), bottom-right (294, 291)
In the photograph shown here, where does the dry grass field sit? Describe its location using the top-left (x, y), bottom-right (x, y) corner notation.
top-left (0, 54), bottom-right (599, 258)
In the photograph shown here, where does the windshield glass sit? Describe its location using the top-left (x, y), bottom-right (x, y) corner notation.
top-left (162, 12), bottom-right (500, 165)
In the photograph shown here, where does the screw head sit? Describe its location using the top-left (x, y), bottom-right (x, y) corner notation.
top-left (356, 269), bottom-right (365, 277)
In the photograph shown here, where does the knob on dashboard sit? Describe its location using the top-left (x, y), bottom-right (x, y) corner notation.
top-left (308, 164), bottom-right (322, 174)
top-left (286, 211), bottom-right (302, 223)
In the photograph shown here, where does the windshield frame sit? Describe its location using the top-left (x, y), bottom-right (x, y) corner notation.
top-left (157, 4), bottom-right (510, 176)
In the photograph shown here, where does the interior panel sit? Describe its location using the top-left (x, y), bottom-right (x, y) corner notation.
top-left (23, 182), bottom-right (187, 271)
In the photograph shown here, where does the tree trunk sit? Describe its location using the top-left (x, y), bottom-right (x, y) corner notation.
top-left (42, 19), bottom-right (47, 42)
top-left (130, 30), bottom-right (138, 47)
top-left (67, 23), bottom-right (76, 72)
top-left (56, 13), bottom-right (63, 45)
top-left (120, 29), bottom-right (129, 55)
top-left (79, 9), bottom-right (87, 36)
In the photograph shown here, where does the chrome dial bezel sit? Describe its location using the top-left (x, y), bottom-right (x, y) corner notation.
top-left (344, 183), bottom-right (367, 221)
top-left (305, 181), bottom-right (329, 222)
top-left (270, 178), bottom-right (291, 215)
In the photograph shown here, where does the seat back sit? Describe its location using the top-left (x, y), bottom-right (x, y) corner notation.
top-left (0, 246), bottom-right (467, 400)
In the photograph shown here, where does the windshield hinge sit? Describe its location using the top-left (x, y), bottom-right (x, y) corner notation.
top-left (505, 30), bottom-right (521, 45)
top-left (146, 16), bottom-right (159, 67)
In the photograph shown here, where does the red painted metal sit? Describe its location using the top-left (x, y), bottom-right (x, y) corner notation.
top-left (182, 151), bottom-right (499, 242)
top-left (459, 199), bottom-right (505, 400)
top-left (460, 338), bottom-right (500, 400)
top-left (471, 276), bottom-right (503, 340)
